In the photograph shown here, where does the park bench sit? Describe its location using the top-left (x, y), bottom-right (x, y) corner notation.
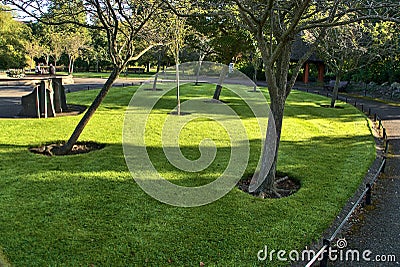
top-left (125, 67), bottom-right (145, 74)
top-left (324, 80), bottom-right (349, 92)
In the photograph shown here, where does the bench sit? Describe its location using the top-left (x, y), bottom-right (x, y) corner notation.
top-left (324, 80), bottom-right (349, 92)
top-left (125, 67), bottom-right (145, 74)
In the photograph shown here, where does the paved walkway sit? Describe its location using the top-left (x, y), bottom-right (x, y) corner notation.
top-left (293, 85), bottom-right (400, 266)
top-left (336, 96), bottom-right (400, 266)
top-left (0, 77), bottom-right (144, 118)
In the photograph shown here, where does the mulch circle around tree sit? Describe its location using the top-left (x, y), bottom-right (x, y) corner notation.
top-left (29, 141), bottom-right (105, 156)
top-left (54, 104), bottom-right (87, 117)
top-left (238, 174), bottom-right (300, 199)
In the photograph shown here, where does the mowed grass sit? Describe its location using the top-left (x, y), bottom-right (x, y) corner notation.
top-left (0, 84), bottom-right (375, 266)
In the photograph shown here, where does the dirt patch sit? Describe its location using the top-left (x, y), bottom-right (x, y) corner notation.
top-left (29, 141), bottom-right (105, 156)
top-left (238, 174), bottom-right (300, 198)
top-left (55, 104), bottom-right (87, 117)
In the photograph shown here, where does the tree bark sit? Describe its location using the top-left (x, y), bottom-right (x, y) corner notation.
top-left (255, 87), bottom-right (286, 194)
top-left (195, 53), bottom-right (205, 86)
top-left (175, 60), bottom-right (181, 115)
top-left (253, 64), bottom-right (258, 91)
top-left (330, 74), bottom-right (341, 108)
top-left (212, 64), bottom-right (229, 100)
top-left (54, 67), bottom-right (121, 155)
top-left (252, 33), bottom-right (294, 195)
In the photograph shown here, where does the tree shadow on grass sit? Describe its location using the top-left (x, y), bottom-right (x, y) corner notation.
top-left (0, 131), bottom-right (373, 188)
top-left (0, 133), bottom-right (376, 266)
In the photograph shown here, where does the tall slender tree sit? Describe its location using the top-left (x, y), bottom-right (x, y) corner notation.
top-left (308, 23), bottom-right (373, 107)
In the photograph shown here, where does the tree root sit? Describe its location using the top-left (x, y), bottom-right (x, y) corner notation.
top-left (276, 188), bottom-right (293, 194)
top-left (275, 176), bottom-right (289, 184)
top-left (255, 176), bottom-right (296, 199)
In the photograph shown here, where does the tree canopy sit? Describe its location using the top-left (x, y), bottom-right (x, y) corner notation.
top-left (0, 6), bottom-right (30, 69)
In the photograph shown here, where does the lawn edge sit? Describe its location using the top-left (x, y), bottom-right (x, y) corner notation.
top-left (291, 116), bottom-right (381, 266)
top-left (341, 92), bottom-right (400, 107)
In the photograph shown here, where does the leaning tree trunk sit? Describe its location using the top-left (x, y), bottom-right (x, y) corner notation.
top-left (330, 74), bottom-right (342, 108)
top-left (54, 67), bottom-right (122, 155)
top-left (195, 53), bottom-right (205, 86)
top-left (212, 64), bottom-right (229, 100)
top-left (253, 64), bottom-right (258, 92)
top-left (152, 48), bottom-right (164, 90)
top-left (68, 56), bottom-right (73, 75)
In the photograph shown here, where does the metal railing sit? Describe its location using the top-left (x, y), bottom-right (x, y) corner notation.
top-left (301, 89), bottom-right (389, 267)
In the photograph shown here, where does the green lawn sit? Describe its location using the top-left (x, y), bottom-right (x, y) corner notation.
top-left (0, 84), bottom-right (375, 266)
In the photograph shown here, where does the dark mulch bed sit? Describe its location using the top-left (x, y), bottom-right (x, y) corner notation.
top-left (56, 104), bottom-right (87, 116)
top-left (238, 174), bottom-right (300, 198)
top-left (29, 141), bottom-right (105, 156)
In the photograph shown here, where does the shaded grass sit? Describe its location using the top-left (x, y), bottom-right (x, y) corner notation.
top-left (0, 84), bottom-right (375, 266)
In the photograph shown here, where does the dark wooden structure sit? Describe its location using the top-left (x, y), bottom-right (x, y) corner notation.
top-left (291, 37), bottom-right (325, 84)
top-left (20, 78), bottom-right (67, 118)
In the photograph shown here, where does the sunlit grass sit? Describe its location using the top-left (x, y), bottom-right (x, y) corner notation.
top-left (0, 84), bottom-right (375, 266)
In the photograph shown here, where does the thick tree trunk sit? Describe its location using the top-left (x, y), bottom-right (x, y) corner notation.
top-left (253, 34), bottom-right (295, 195)
top-left (54, 67), bottom-right (121, 155)
top-left (212, 64), bottom-right (229, 100)
top-left (330, 74), bottom-right (341, 108)
top-left (255, 93), bottom-right (286, 194)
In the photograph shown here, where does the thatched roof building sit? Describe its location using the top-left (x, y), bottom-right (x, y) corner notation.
top-left (291, 37), bottom-right (325, 83)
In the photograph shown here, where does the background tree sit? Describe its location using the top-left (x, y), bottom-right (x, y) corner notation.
top-left (352, 21), bottom-right (400, 84)
top-left (24, 39), bottom-right (43, 70)
top-left (169, 14), bottom-right (188, 115)
top-left (195, 0), bottom-right (400, 196)
top-left (186, 11), bottom-right (252, 100)
top-left (5, 0), bottom-right (165, 155)
top-left (0, 6), bottom-right (30, 69)
top-left (89, 25), bottom-right (110, 72)
top-left (64, 31), bottom-right (89, 74)
top-left (49, 32), bottom-right (64, 68)
top-left (308, 22), bottom-right (372, 107)
top-left (187, 33), bottom-right (213, 85)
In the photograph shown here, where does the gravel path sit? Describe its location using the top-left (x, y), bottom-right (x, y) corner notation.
top-left (291, 85), bottom-right (400, 266)
top-left (336, 101), bottom-right (400, 266)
